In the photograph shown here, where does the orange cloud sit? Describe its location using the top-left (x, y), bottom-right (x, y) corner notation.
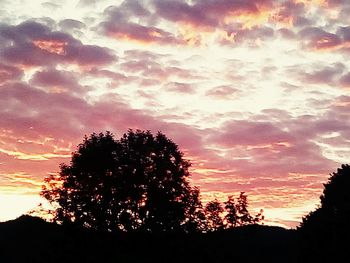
top-left (32, 40), bottom-right (67, 55)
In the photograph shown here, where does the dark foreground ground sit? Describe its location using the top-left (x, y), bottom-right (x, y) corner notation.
top-left (0, 215), bottom-right (299, 263)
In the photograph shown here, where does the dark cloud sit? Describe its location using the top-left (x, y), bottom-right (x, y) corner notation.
top-left (102, 20), bottom-right (182, 45)
top-left (0, 20), bottom-right (116, 67)
top-left (230, 25), bottom-right (274, 44)
top-left (270, 1), bottom-right (311, 27)
top-left (300, 63), bottom-right (345, 85)
top-left (337, 26), bottom-right (350, 42)
top-left (100, 0), bottom-right (275, 45)
top-left (154, 0), bottom-right (273, 28)
top-left (100, 2), bottom-right (181, 45)
top-left (298, 27), bottom-right (342, 50)
top-left (277, 28), bottom-right (296, 39)
top-left (339, 72), bottom-right (350, 88)
top-left (30, 68), bottom-right (85, 94)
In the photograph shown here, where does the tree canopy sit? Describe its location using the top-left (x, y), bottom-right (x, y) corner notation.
top-left (42, 130), bottom-right (202, 233)
top-left (42, 130), bottom-right (263, 233)
top-left (299, 164), bottom-right (350, 261)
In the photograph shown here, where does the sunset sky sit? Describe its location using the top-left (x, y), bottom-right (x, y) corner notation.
top-left (1, 0), bottom-right (350, 228)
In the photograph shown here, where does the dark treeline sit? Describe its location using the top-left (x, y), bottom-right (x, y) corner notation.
top-left (0, 215), bottom-right (298, 263)
top-left (2, 130), bottom-right (350, 262)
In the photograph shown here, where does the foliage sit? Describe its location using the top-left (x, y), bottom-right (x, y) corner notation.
top-left (42, 130), bottom-right (202, 233)
top-left (204, 199), bottom-right (224, 231)
top-left (221, 192), bottom-right (264, 229)
top-left (299, 164), bottom-right (350, 261)
top-left (224, 195), bottom-right (237, 228)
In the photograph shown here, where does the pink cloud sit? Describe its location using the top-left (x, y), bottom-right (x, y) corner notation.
top-left (164, 82), bottom-right (196, 94)
top-left (206, 85), bottom-right (238, 99)
top-left (212, 120), bottom-right (294, 146)
top-left (0, 63), bottom-right (23, 84)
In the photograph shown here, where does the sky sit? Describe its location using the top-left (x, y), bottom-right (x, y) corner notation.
top-left (0, 0), bottom-right (350, 228)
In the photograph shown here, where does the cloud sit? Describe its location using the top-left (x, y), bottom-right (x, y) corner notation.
top-left (77, 0), bottom-right (97, 8)
top-left (87, 67), bottom-right (129, 82)
top-left (100, 3), bottom-right (182, 45)
top-left (154, 0), bottom-right (273, 28)
top-left (41, 2), bottom-right (61, 11)
top-left (298, 27), bottom-right (342, 50)
top-left (337, 26), bottom-right (350, 42)
top-left (100, 0), bottom-right (276, 46)
top-left (0, 63), bottom-right (23, 84)
top-left (339, 72), bottom-right (350, 88)
top-left (0, 80), bottom-right (207, 166)
top-left (30, 68), bottom-right (85, 94)
top-left (224, 25), bottom-right (274, 45)
top-left (58, 19), bottom-right (86, 31)
top-left (206, 85), bottom-right (238, 99)
top-left (0, 20), bottom-right (116, 67)
top-left (270, 0), bottom-right (311, 27)
top-left (299, 63), bottom-right (345, 85)
top-left (102, 20), bottom-right (182, 45)
top-left (164, 82), bottom-right (196, 94)
top-left (212, 120), bottom-right (294, 147)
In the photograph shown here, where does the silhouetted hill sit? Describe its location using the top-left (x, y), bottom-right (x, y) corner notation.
top-left (0, 215), bottom-right (299, 263)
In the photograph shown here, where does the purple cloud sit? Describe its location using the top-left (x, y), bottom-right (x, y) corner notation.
top-left (0, 20), bottom-right (116, 67)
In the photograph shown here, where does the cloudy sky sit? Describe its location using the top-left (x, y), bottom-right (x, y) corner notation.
top-left (0, 0), bottom-right (350, 227)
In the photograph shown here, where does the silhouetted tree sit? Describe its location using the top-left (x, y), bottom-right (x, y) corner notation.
top-left (182, 186), bottom-right (208, 232)
top-left (224, 195), bottom-right (237, 228)
top-left (42, 130), bottom-right (202, 233)
top-left (224, 193), bottom-right (263, 229)
top-left (236, 192), bottom-right (254, 226)
top-left (299, 164), bottom-right (350, 261)
top-left (205, 199), bottom-right (224, 231)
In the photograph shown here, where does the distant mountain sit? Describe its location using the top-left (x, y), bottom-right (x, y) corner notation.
top-left (0, 215), bottom-right (299, 263)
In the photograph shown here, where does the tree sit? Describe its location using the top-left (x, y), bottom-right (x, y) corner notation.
top-left (42, 130), bottom-right (202, 233)
top-left (299, 164), bottom-right (350, 261)
top-left (181, 186), bottom-right (208, 232)
top-left (236, 192), bottom-right (254, 226)
top-left (224, 192), bottom-right (264, 229)
top-left (204, 199), bottom-right (224, 231)
top-left (224, 195), bottom-right (237, 228)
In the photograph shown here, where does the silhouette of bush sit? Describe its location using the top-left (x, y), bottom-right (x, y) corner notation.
top-left (42, 130), bottom-right (203, 233)
top-left (299, 164), bottom-right (350, 261)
